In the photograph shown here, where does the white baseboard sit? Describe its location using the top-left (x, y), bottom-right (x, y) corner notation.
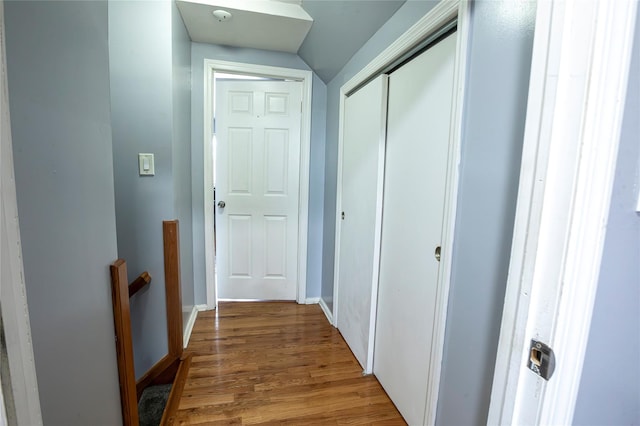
top-left (183, 304), bottom-right (208, 348)
top-left (304, 297), bottom-right (320, 304)
top-left (318, 298), bottom-right (334, 326)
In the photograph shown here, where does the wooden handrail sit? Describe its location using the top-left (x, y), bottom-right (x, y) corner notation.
top-left (163, 220), bottom-right (183, 358)
top-left (128, 271), bottom-right (151, 298)
top-left (111, 220), bottom-right (189, 425)
top-left (110, 259), bottom-right (139, 426)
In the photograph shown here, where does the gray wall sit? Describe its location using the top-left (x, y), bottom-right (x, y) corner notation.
top-left (190, 43), bottom-right (326, 303)
top-left (573, 8), bottom-right (640, 425)
top-left (4, 1), bottom-right (122, 424)
top-left (321, 0), bottom-right (440, 311)
top-left (110, 0), bottom-right (193, 377)
top-left (321, 0), bottom-right (535, 423)
top-left (436, 1), bottom-right (535, 424)
top-left (172, 1), bottom-right (195, 325)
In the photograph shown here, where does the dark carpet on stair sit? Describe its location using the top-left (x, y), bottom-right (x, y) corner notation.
top-left (138, 384), bottom-right (172, 426)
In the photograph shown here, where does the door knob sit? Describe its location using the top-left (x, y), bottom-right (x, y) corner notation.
top-left (217, 201), bottom-right (226, 208)
top-left (435, 246), bottom-right (441, 262)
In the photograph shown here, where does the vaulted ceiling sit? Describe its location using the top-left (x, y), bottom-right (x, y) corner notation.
top-left (176, 0), bottom-right (406, 83)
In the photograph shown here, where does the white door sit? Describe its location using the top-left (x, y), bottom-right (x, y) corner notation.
top-left (373, 32), bottom-right (457, 425)
top-left (336, 75), bottom-right (388, 372)
top-left (215, 79), bottom-right (302, 300)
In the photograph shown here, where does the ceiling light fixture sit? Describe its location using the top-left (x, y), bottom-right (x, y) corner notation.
top-left (212, 9), bottom-right (232, 22)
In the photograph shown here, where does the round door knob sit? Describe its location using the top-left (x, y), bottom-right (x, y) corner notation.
top-left (217, 201), bottom-right (226, 208)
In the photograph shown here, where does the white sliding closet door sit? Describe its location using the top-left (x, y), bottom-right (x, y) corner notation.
top-left (374, 32), bottom-right (457, 425)
top-left (336, 75), bottom-right (388, 371)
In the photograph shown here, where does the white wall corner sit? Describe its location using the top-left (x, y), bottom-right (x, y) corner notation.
top-left (318, 298), bottom-right (335, 326)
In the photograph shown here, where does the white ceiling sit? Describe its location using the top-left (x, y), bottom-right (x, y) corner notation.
top-left (176, 0), bottom-right (313, 53)
top-left (177, 0), bottom-right (407, 83)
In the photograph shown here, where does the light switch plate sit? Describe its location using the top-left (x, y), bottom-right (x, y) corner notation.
top-left (138, 153), bottom-right (155, 176)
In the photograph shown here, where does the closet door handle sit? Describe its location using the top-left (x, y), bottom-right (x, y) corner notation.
top-left (435, 246), bottom-right (441, 262)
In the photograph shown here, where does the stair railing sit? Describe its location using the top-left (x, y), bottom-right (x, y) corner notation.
top-left (110, 220), bottom-right (192, 426)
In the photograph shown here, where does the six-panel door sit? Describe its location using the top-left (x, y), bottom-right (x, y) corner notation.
top-left (215, 80), bottom-right (302, 300)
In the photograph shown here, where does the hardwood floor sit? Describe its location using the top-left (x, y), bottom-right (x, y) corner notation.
top-left (174, 302), bottom-right (406, 425)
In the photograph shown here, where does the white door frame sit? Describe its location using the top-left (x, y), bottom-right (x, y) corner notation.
top-left (0, 1), bottom-right (42, 422)
top-left (203, 59), bottom-right (312, 309)
top-left (487, 0), bottom-right (638, 424)
top-left (332, 0), bottom-right (470, 422)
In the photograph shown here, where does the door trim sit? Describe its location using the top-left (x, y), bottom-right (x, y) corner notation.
top-left (487, 0), bottom-right (638, 424)
top-left (332, 0), bottom-right (470, 423)
top-left (203, 60), bottom-right (312, 309)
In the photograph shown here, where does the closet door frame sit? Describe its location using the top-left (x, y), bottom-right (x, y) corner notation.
top-left (332, 1), bottom-right (470, 423)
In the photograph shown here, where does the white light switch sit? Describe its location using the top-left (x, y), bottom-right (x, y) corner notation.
top-left (138, 153), bottom-right (155, 176)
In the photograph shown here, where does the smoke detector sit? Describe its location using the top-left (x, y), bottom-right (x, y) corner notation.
top-left (212, 9), bottom-right (232, 22)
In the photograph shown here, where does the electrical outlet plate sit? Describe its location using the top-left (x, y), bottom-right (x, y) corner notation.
top-left (138, 153), bottom-right (155, 176)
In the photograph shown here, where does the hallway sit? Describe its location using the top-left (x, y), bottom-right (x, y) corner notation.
top-left (174, 302), bottom-right (405, 424)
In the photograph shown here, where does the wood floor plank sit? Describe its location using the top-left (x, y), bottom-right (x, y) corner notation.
top-left (175, 302), bottom-right (405, 425)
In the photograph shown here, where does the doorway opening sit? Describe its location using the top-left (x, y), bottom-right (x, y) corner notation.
top-left (202, 60), bottom-right (313, 309)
